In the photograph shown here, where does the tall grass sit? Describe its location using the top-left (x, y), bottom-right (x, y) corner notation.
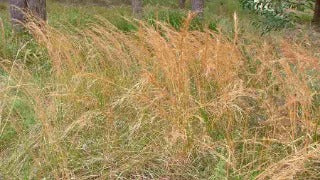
top-left (0, 5), bottom-right (320, 180)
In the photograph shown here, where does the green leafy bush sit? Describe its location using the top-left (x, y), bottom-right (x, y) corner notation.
top-left (240, 0), bottom-right (314, 33)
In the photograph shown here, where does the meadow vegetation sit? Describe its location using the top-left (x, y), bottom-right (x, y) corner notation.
top-left (0, 0), bottom-right (320, 179)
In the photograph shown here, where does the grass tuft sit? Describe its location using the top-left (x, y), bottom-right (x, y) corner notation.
top-left (0, 1), bottom-right (320, 179)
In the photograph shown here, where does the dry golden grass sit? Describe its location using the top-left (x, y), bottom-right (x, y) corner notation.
top-left (0, 13), bottom-right (319, 179)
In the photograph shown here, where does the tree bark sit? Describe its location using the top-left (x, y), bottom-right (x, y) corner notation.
top-left (179, 0), bottom-right (186, 9)
top-left (9, 0), bottom-right (27, 26)
top-left (9, 0), bottom-right (46, 28)
top-left (131, 0), bottom-right (143, 19)
top-left (313, 0), bottom-right (320, 25)
top-left (27, 0), bottom-right (47, 21)
top-left (191, 0), bottom-right (204, 18)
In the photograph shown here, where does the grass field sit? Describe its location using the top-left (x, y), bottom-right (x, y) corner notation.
top-left (0, 0), bottom-right (320, 179)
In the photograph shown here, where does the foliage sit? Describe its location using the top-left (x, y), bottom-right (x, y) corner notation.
top-left (240, 0), bottom-right (314, 33)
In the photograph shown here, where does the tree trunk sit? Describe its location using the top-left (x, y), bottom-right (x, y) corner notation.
top-left (131, 0), bottom-right (143, 19)
top-left (27, 0), bottom-right (47, 21)
top-left (191, 0), bottom-right (204, 18)
top-left (9, 0), bottom-right (27, 26)
top-left (313, 0), bottom-right (320, 25)
top-left (179, 0), bottom-right (186, 9)
top-left (9, 0), bottom-right (46, 28)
